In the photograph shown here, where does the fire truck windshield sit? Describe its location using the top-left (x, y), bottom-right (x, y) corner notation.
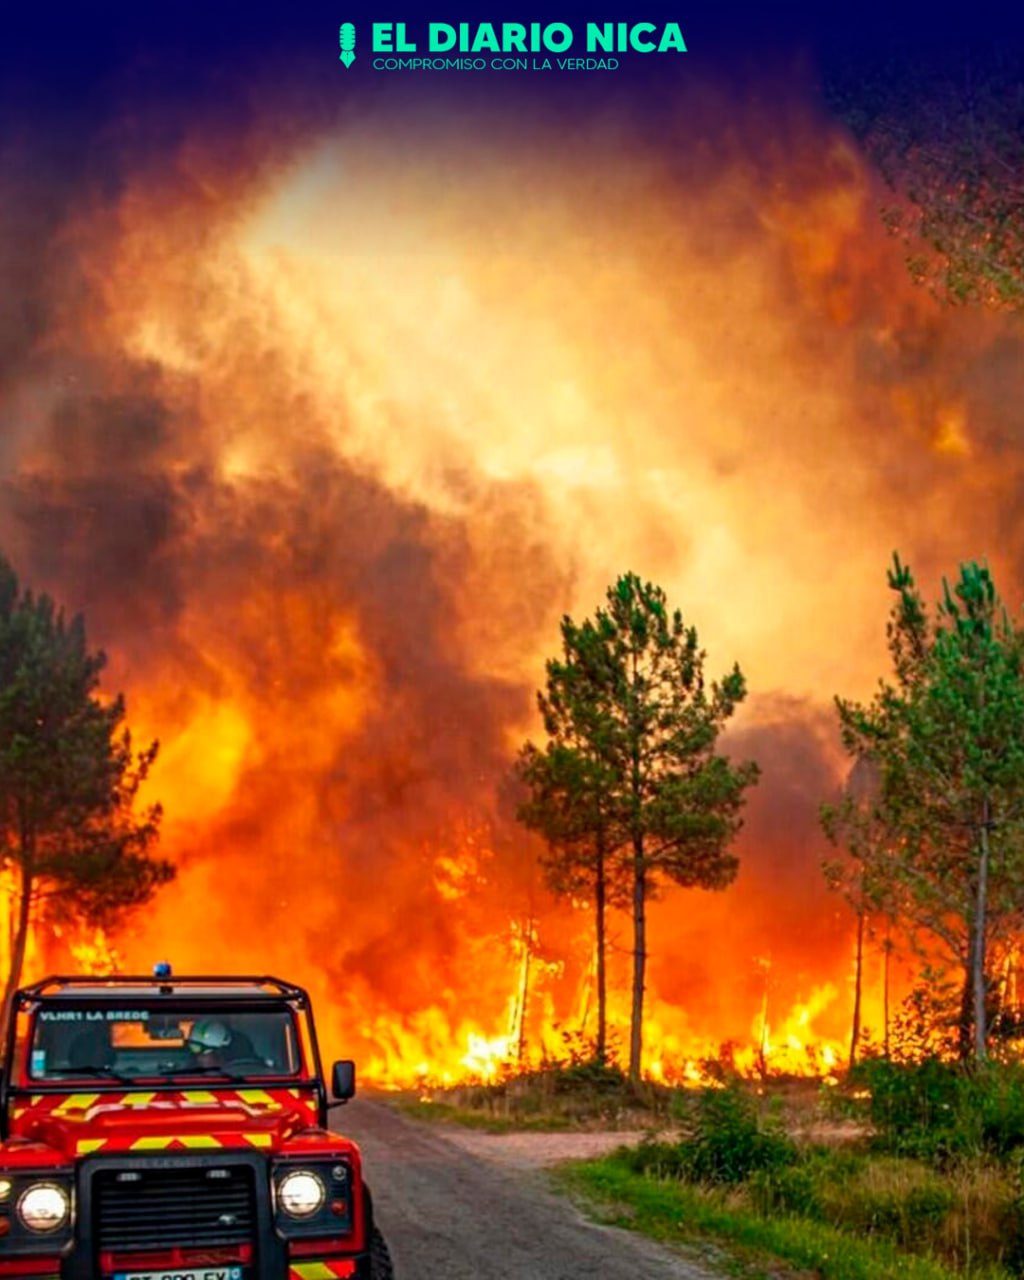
top-left (29, 1005), bottom-right (302, 1080)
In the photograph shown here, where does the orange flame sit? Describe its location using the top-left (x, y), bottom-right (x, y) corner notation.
top-left (0, 84), bottom-right (1015, 1085)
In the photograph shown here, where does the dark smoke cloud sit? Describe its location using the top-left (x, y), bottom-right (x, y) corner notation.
top-left (3, 53), bottom-right (1022, 1070)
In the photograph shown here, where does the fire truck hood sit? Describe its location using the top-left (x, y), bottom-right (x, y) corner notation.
top-left (17, 1089), bottom-right (319, 1160)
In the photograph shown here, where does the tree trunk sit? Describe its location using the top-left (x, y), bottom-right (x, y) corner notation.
top-left (594, 828), bottom-right (607, 1064)
top-left (628, 833), bottom-right (646, 1082)
top-left (883, 934), bottom-right (891, 1060)
top-left (757, 965), bottom-right (770, 1079)
top-left (627, 637), bottom-right (645, 1084)
top-left (849, 902), bottom-right (865, 1071)
top-left (0, 861), bottom-right (33, 1046)
top-left (958, 924), bottom-right (975, 1061)
top-left (974, 804), bottom-right (991, 1061)
top-left (952, 916), bottom-right (977, 1064)
top-left (6, 877), bottom-right (14, 969)
top-left (994, 952), bottom-right (1013, 1043)
top-left (514, 916), bottom-right (533, 1066)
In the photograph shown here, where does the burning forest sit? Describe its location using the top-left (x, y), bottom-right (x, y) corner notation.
top-left (1, 58), bottom-right (1024, 1087)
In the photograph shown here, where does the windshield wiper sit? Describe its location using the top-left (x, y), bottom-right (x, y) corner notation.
top-left (151, 1065), bottom-right (250, 1083)
top-left (45, 1065), bottom-right (137, 1084)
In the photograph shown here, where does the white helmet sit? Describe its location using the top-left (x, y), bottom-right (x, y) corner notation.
top-left (188, 1019), bottom-right (231, 1053)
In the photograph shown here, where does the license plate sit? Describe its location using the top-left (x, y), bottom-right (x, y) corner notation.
top-left (114, 1270), bottom-right (243, 1280)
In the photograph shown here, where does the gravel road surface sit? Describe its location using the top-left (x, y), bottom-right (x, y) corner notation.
top-left (330, 1099), bottom-right (726, 1280)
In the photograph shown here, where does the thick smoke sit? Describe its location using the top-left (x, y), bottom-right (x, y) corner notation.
top-left (1, 69), bottom-right (1023, 1073)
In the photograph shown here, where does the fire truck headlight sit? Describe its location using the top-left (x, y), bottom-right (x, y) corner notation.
top-left (277, 1170), bottom-right (325, 1218)
top-left (17, 1183), bottom-right (70, 1232)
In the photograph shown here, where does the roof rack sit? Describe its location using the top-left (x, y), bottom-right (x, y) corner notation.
top-left (17, 975), bottom-right (310, 1002)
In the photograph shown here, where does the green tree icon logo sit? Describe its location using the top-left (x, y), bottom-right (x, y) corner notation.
top-left (339, 23), bottom-right (356, 67)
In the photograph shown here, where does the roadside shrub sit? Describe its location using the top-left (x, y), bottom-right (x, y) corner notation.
top-left (849, 1058), bottom-right (1024, 1162)
top-left (994, 1165), bottom-right (1024, 1274)
top-left (616, 1138), bottom-right (690, 1179)
top-left (849, 1057), bottom-right (962, 1157)
top-left (903, 1182), bottom-right (958, 1242)
top-left (968, 1064), bottom-right (1024, 1158)
top-left (616, 1081), bottom-right (797, 1186)
top-left (684, 1081), bottom-right (798, 1185)
top-left (812, 1156), bottom-right (955, 1247)
top-left (749, 1162), bottom-right (822, 1218)
top-left (845, 1183), bottom-right (950, 1246)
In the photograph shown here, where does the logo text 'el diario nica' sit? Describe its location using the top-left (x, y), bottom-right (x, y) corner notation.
top-left (371, 21), bottom-right (686, 53)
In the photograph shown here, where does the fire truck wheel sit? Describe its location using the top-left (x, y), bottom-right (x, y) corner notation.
top-left (371, 1227), bottom-right (394, 1280)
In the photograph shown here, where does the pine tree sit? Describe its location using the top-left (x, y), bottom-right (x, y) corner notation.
top-left (835, 555), bottom-right (1024, 1060)
top-left (518, 573), bottom-right (759, 1079)
top-left (0, 558), bottom-right (173, 1034)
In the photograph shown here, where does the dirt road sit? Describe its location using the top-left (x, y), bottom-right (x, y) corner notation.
top-left (330, 1100), bottom-right (725, 1280)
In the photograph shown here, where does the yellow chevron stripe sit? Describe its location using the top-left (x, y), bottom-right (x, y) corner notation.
top-left (121, 1092), bottom-right (156, 1107)
top-left (54, 1093), bottom-right (101, 1112)
top-left (181, 1090), bottom-right (217, 1103)
top-left (290, 1265), bottom-right (338, 1280)
top-left (178, 1135), bottom-right (222, 1148)
top-left (243, 1133), bottom-right (273, 1148)
top-left (237, 1089), bottom-right (274, 1105)
top-left (130, 1136), bottom-right (174, 1150)
top-left (77, 1138), bottom-right (107, 1154)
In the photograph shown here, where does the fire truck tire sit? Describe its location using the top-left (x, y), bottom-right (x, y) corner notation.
top-left (371, 1227), bottom-right (395, 1280)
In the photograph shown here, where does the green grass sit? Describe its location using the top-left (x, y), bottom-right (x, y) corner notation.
top-left (392, 1064), bottom-right (1024, 1275)
top-left (555, 1158), bottom-right (1012, 1280)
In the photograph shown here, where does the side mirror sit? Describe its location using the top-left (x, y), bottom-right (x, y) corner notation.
top-left (331, 1059), bottom-right (356, 1102)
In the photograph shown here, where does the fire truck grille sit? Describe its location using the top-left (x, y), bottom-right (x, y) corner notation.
top-left (94, 1165), bottom-right (257, 1250)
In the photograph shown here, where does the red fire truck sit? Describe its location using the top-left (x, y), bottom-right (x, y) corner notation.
top-left (0, 968), bottom-right (394, 1280)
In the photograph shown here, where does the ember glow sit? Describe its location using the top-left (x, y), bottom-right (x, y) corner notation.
top-left (1, 77), bottom-right (1022, 1084)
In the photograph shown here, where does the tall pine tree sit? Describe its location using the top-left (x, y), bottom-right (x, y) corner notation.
top-left (0, 558), bottom-right (173, 1035)
top-left (519, 573), bottom-right (759, 1079)
top-left (835, 556), bottom-right (1024, 1060)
